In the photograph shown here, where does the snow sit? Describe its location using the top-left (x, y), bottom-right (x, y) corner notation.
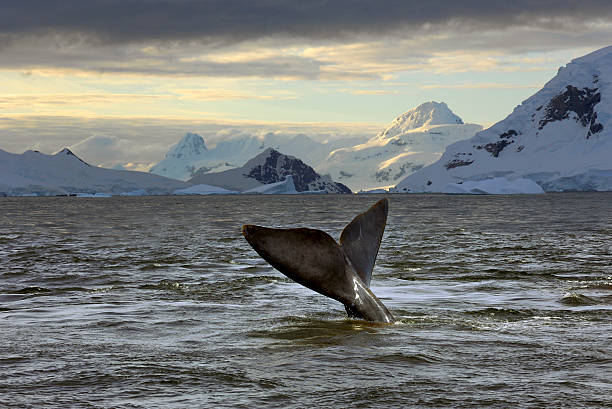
top-left (173, 184), bottom-right (238, 195)
top-left (150, 131), bottom-right (363, 181)
top-left (316, 102), bottom-right (482, 190)
top-left (148, 103), bottom-right (480, 190)
top-left (396, 45), bottom-right (612, 193)
top-left (188, 148), bottom-right (350, 193)
top-left (76, 192), bottom-right (112, 197)
top-left (376, 101), bottom-right (464, 138)
top-left (0, 148), bottom-right (189, 196)
top-left (442, 178), bottom-right (545, 194)
top-left (357, 188), bottom-right (390, 194)
top-left (243, 175), bottom-right (298, 194)
top-left (120, 189), bottom-right (149, 196)
top-left (149, 132), bottom-right (209, 180)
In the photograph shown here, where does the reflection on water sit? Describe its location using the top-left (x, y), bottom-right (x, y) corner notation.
top-left (0, 193), bottom-right (611, 408)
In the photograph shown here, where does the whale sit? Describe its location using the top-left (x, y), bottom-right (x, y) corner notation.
top-left (242, 198), bottom-right (395, 323)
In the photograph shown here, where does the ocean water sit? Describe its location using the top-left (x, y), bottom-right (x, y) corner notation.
top-left (1, 193), bottom-right (611, 408)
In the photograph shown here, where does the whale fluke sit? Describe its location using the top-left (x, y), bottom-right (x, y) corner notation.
top-left (340, 198), bottom-right (388, 287)
top-left (242, 198), bottom-right (394, 323)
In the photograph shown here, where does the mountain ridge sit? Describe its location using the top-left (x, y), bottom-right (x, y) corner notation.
top-left (0, 148), bottom-right (189, 196)
top-left (396, 45), bottom-right (612, 193)
top-left (316, 101), bottom-right (482, 190)
top-left (189, 148), bottom-right (351, 193)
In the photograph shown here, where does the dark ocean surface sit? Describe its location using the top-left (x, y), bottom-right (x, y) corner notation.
top-left (1, 194), bottom-right (611, 408)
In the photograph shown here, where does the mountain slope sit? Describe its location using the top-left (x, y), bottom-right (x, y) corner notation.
top-left (149, 132), bottom-right (211, 180)
top-left (396, 46), bottom-right (612, 193)
top-left (315, 102), bottom-right (482, 190)
top-left (150, 131), bottom-right (365, 181)
top-left (189, 148), bottom-right (351, 193)
top-left (0, 148), bottom-right (189, 196)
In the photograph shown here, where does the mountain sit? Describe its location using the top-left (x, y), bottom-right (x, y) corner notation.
top-left (149, 132), bottom-right (211, 180)
top-left (150, 131), bottom-right (364, 181)
top-left (315, 102), bottom-right (482, 191)
top-left (188, 148), bottom-right (351, 193)
top-left (0, 148), bottom-right (189, 196)
top-left (395, 46), bottom-right (612, 193)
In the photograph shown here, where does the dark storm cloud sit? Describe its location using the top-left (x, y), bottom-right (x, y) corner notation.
top-left (1, 0), bottom-right (611, 45)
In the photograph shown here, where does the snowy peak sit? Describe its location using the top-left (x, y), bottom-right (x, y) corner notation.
top-left (379, 101), bottom-right (463, 139)
top-left (53, 148), bottom-right (90, 166)
top-left (149, 132), bottom-right (209, 180)
top-left (316, 101), bottom-right (481, 190)
top-left (149, 131), bottom-right (361, 181)
top-left (241, 148), bottom-right (321, 192)
top-left (395, 45), bottom-right (612, 193)
top-left (166, 132), bottom-right (207, 159)
top-left (189, 148), bottom-right (351, 193)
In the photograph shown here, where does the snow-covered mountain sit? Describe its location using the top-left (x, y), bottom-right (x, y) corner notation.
top-left (0, 148), bottom-right (189, 196)
top-left (150, 131), bottom-right (364, 181)
top-left (315, 102), bottom-right (482, 191)
top-left (188, 148), bottom-right (351, 193)
top-left (396, 46), bottom-right (612, 193)
top-left (149, 132), bottom-right (212, 180)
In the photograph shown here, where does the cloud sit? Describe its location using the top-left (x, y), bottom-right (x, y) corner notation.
top-left (2, 1), bottom-right (612, 45)
top-left (0, 90), bottom-right (296, 113)
top-left (0, 93), bottom-right (170, 109)
top-left (0, 2), bottom-right (611, 80)
top-left (0, 39), bottom-right (329, 79)
top-left (3, 28), bottom-right (607, 81)
top-left (341, 89), bottom-right (401, 95)
top-left (0, 114), bottom-right (377, 168)
top-left (68, 134), bottom-right (156, 169)
top-left (420, 83), bottom-right (539, 90)
top-left (172, 89), bottom-right (298, 101)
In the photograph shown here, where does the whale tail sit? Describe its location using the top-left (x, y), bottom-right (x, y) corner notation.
top-left (340, 198), bottom-right (388, 287)
top-left (241, 198), bottom-right (394, 323)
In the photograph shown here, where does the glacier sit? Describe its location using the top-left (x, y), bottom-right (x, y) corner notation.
top-left (441, 178), bottom-right (544, 195)
top-left (243, 175), bottom-right (298, 194)
top-left (174, 184), bottom-right (239, 195)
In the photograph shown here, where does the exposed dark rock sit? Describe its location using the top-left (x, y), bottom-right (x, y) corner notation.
top-left (474, 139), bottom-right (514, 157)
top-left (445, 159), bottom-right (474, 169)
top-left (499, 129), bottom-right (518, 139)
top-left (482, 140), bottom-right (513, 157)
top-left (587, 112), bottom-right (604, 138)
top-left (538, 85), bottom-right (603, 136)
top-left (375, 169), bottom-right (391, 182)
top-left (393, 163), bottom-right (415, 180)
top-left (58, 148), bottom-right (91, 166)
top-left (246, 149), bottom-right (351, 193)
top-left (375, 162), bottom-right (422, 182)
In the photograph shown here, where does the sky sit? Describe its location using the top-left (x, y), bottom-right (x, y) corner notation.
top-left (1, 0), bottom-right (612, 170)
